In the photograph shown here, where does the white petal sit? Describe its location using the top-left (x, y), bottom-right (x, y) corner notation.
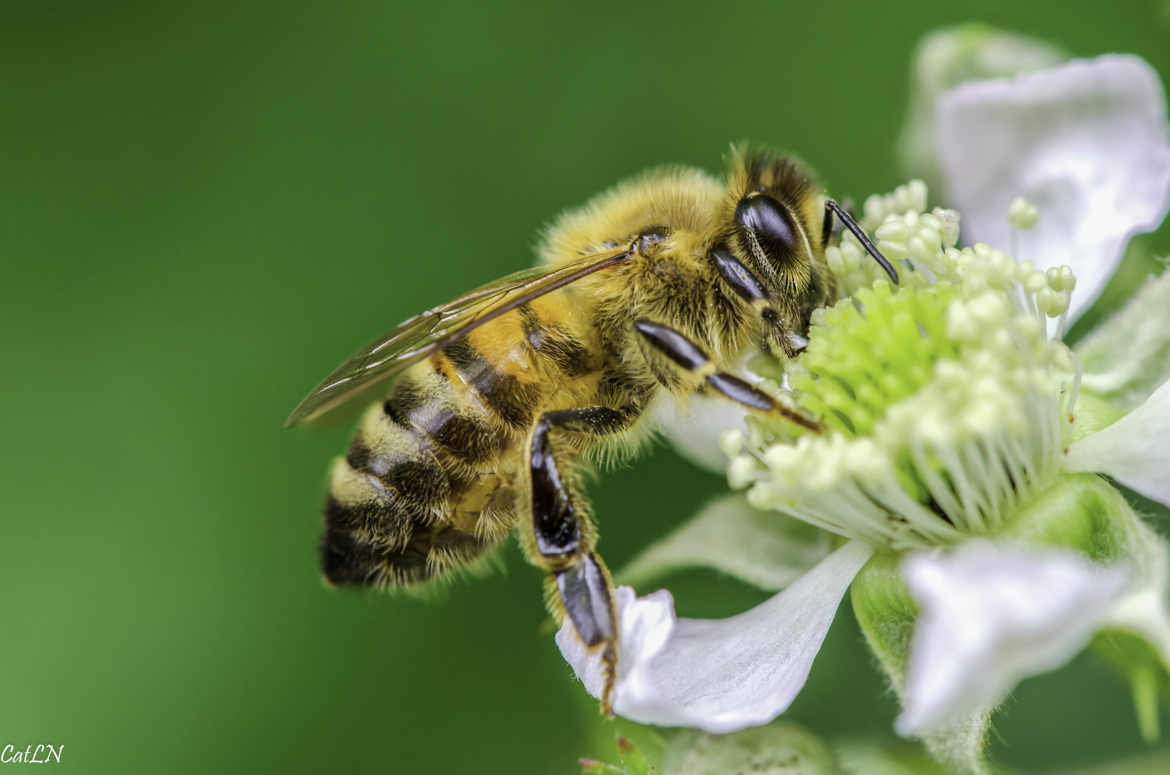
top-left (652, 390), bottom-right (749, 473)
top-left (936, 55), bottom-right (1170, 322)
top-left (896, 541), bottom-right (1128, 735)
top-left (898, 25), bottom-right (1067, 191)
top-left (1065, 378), bottom-right (1170, 508)
top-left (556, 540), bottom-right (873, 734)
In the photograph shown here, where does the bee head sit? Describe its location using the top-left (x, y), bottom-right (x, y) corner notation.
top-left (723, 150), bottom-right (824, 290)
top-left (717, 147), bottom-right (836, 342)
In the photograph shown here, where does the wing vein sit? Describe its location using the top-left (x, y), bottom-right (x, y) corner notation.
top-left (283, 245), bottom-right (633, 427)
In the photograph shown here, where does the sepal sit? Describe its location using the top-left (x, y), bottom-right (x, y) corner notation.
top-left (1076, 270), bottom-right (1170, 412)
top-left (661, 724), bottom-right (841, 775)
top-left (617, 495), bottom-right (831, 592)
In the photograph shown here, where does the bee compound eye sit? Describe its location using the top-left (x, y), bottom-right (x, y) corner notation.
top-left (734, 194), bottom-right (797, 262)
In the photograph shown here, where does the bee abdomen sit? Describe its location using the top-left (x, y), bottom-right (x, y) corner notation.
top-left (440, 340), bottom-right (542, 429)
top-left (320, 498), bottom-right (491, 587)
top-left (320, 372), bottom-right (515, 588)
top-left (322, 452), bottom-right (498, 588)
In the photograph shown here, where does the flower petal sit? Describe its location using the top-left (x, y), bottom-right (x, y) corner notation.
top-left (618, 494), bottom-right (831, 591)
top-left (652, 389), bottom-right (749, 473)
top-left (896, 540), bottom-right (1128, 735)
top-left (556, 540), bottom-right (873, 734)
top-left (898, 24), bottom-right (1067, 192)
top-left (936, 55), bottom-right (1170, 322)
top-left (1065, 378), bottom-right (1170, 508)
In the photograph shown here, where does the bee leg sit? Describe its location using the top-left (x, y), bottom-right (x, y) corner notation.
top-left (530, 406), bottom-right (638, 715)
top-left (634, 318), bottom-right (821, 432)
top-left (709, 246), bottom-right (803, 356)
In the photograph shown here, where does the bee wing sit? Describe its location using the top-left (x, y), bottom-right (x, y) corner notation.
top-left (284, 245), bottom-right (633, 427)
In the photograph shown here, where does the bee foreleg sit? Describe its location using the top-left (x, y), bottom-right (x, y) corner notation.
top-left (634, 318), bottom-right (821, 432)
top-left (530, 406), bottom-right (636, 715)
top-left (709, 248), bottom-right (803, 356)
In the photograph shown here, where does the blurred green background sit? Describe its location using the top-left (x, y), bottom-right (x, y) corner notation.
top-left (4, 1), bottom-right (1170, 772)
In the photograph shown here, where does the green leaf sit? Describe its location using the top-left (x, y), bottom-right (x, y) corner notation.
top-left (617, 494), bottom-right (831, 591)
top-left (849, 553), bottom-right (994, 775)
top-left (1076, 268), bottom-right (1170, 412)
top-left (662, 723), bottom-right (841, 775)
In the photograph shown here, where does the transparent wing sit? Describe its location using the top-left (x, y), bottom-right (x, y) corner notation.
top-left (284, 246), bottom-right (632, 427)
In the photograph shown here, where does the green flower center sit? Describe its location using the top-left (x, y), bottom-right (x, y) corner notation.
top-left (789, 283), bottom-right (959, 438)
top-left (725, 188), bottom-right (1081, 550)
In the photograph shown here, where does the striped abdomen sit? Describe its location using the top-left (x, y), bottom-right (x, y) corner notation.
top-left (320, 301), bottom-right (600, 588)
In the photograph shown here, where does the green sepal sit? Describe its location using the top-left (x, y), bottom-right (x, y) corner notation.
top-left (998, 473), bottom-right (1135, 560)
top-left (1075, 268), bottom-right (1170, 413)
top-left (835, 739), bottom-right (969, 775)
top-left (579, 731), bottom-right (664, 775)
top-left (661, 723), bottom-right (842, 775)
top-left (617, 495), bottom-right (831, 591)
top-left (850, 552), bottom-right (917, 694)
top-left (1092, 630), bottom-right (1170, 743)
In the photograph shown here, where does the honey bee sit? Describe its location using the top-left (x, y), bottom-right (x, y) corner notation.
top-left (285, 146), bottom-right (897, 712)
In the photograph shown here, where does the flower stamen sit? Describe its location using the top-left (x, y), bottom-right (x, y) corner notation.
top-left (732, 185), bottom-right (1082, 551)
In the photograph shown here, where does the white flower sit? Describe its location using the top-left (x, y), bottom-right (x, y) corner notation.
top-left (937, 56), bottom-right (1170, 324)
top-left (556, 540), bottom-right (872, 733)
top-left (895, 541), bottom-right (1129, 735)
top-left (559, 53), bottom-right (1170, 772)
top-left (897, 25), bottom-right (1068, 194)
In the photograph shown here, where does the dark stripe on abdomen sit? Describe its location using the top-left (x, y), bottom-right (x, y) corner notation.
top-left (321, 496), bottom-right (491, 588)
top-left (320, 518), bottom-right (428, 587)
top-left (382, 379), bottom-right (428, 426)
top-left (431, 413), bottom-right (503, 463)
top-left (441, 340), bottom-right (541, 428)
top-left (323, 363), bottom-right (515, 589)
top-left (354, 389), bottom-right (453, 515)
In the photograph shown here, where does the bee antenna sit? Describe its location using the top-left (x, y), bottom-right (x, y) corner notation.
top-left (825, 200), bottom-right (899, 285)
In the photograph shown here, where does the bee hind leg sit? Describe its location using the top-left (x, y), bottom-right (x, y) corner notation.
top-left (529, 406), bottom-right (638, 715)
